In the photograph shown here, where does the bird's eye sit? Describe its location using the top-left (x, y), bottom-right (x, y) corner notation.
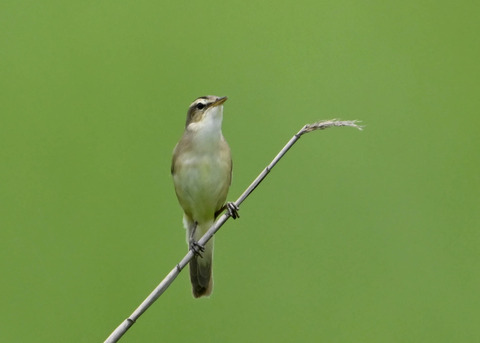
top-left (196, 103), bottom-right (206, 110)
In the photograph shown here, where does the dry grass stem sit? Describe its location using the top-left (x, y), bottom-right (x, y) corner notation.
top-left (104, 119), bottom-right (362, 343)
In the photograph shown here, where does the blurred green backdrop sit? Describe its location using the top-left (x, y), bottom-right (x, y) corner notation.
top-left (1, 0), bottom-right (479, 342)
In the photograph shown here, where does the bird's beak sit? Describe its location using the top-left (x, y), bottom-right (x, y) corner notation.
top-left (212, 96), bottom-right (228, 107)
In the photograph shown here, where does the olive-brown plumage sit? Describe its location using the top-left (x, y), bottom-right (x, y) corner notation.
top-left (171, 95), bottom-right (232, 298)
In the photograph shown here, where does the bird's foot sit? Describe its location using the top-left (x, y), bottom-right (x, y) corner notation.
top-left (189, 240), bottom-right (205, 258)
top-left (226, 202), bottom-right (240, 219)
top-left (215, 202), bottom-right (240, 219)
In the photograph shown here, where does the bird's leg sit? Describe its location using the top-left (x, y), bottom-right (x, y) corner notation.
top-left (215, 202), bottom-right (240, 219)
top-left (189, 221), bottom-right (205, 257)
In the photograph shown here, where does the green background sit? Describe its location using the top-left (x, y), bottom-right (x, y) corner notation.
top-left (1, 1), bottom-right (479, 342)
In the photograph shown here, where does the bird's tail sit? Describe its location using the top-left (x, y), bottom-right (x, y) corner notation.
top-left (185, 218), bottom-right (214, 298)
top-left (189, 238), bottom-right (214, 298)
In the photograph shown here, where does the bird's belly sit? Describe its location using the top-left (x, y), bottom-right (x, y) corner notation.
top-left (174, 153), bottom-right (230, 222)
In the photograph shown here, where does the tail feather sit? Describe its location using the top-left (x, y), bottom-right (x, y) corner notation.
top-left (189, 254), bottom-right (213, 298)
top-left (185, 219), bottom-right (215, 298)
top-left (189, 239), bottom-right (214, 298)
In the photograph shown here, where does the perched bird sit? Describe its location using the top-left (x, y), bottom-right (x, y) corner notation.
top-left (171, 95), bottom-right (237, 298)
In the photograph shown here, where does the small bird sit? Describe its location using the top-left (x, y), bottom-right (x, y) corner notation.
top-left (171, 95), bottom-right (237, 298)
